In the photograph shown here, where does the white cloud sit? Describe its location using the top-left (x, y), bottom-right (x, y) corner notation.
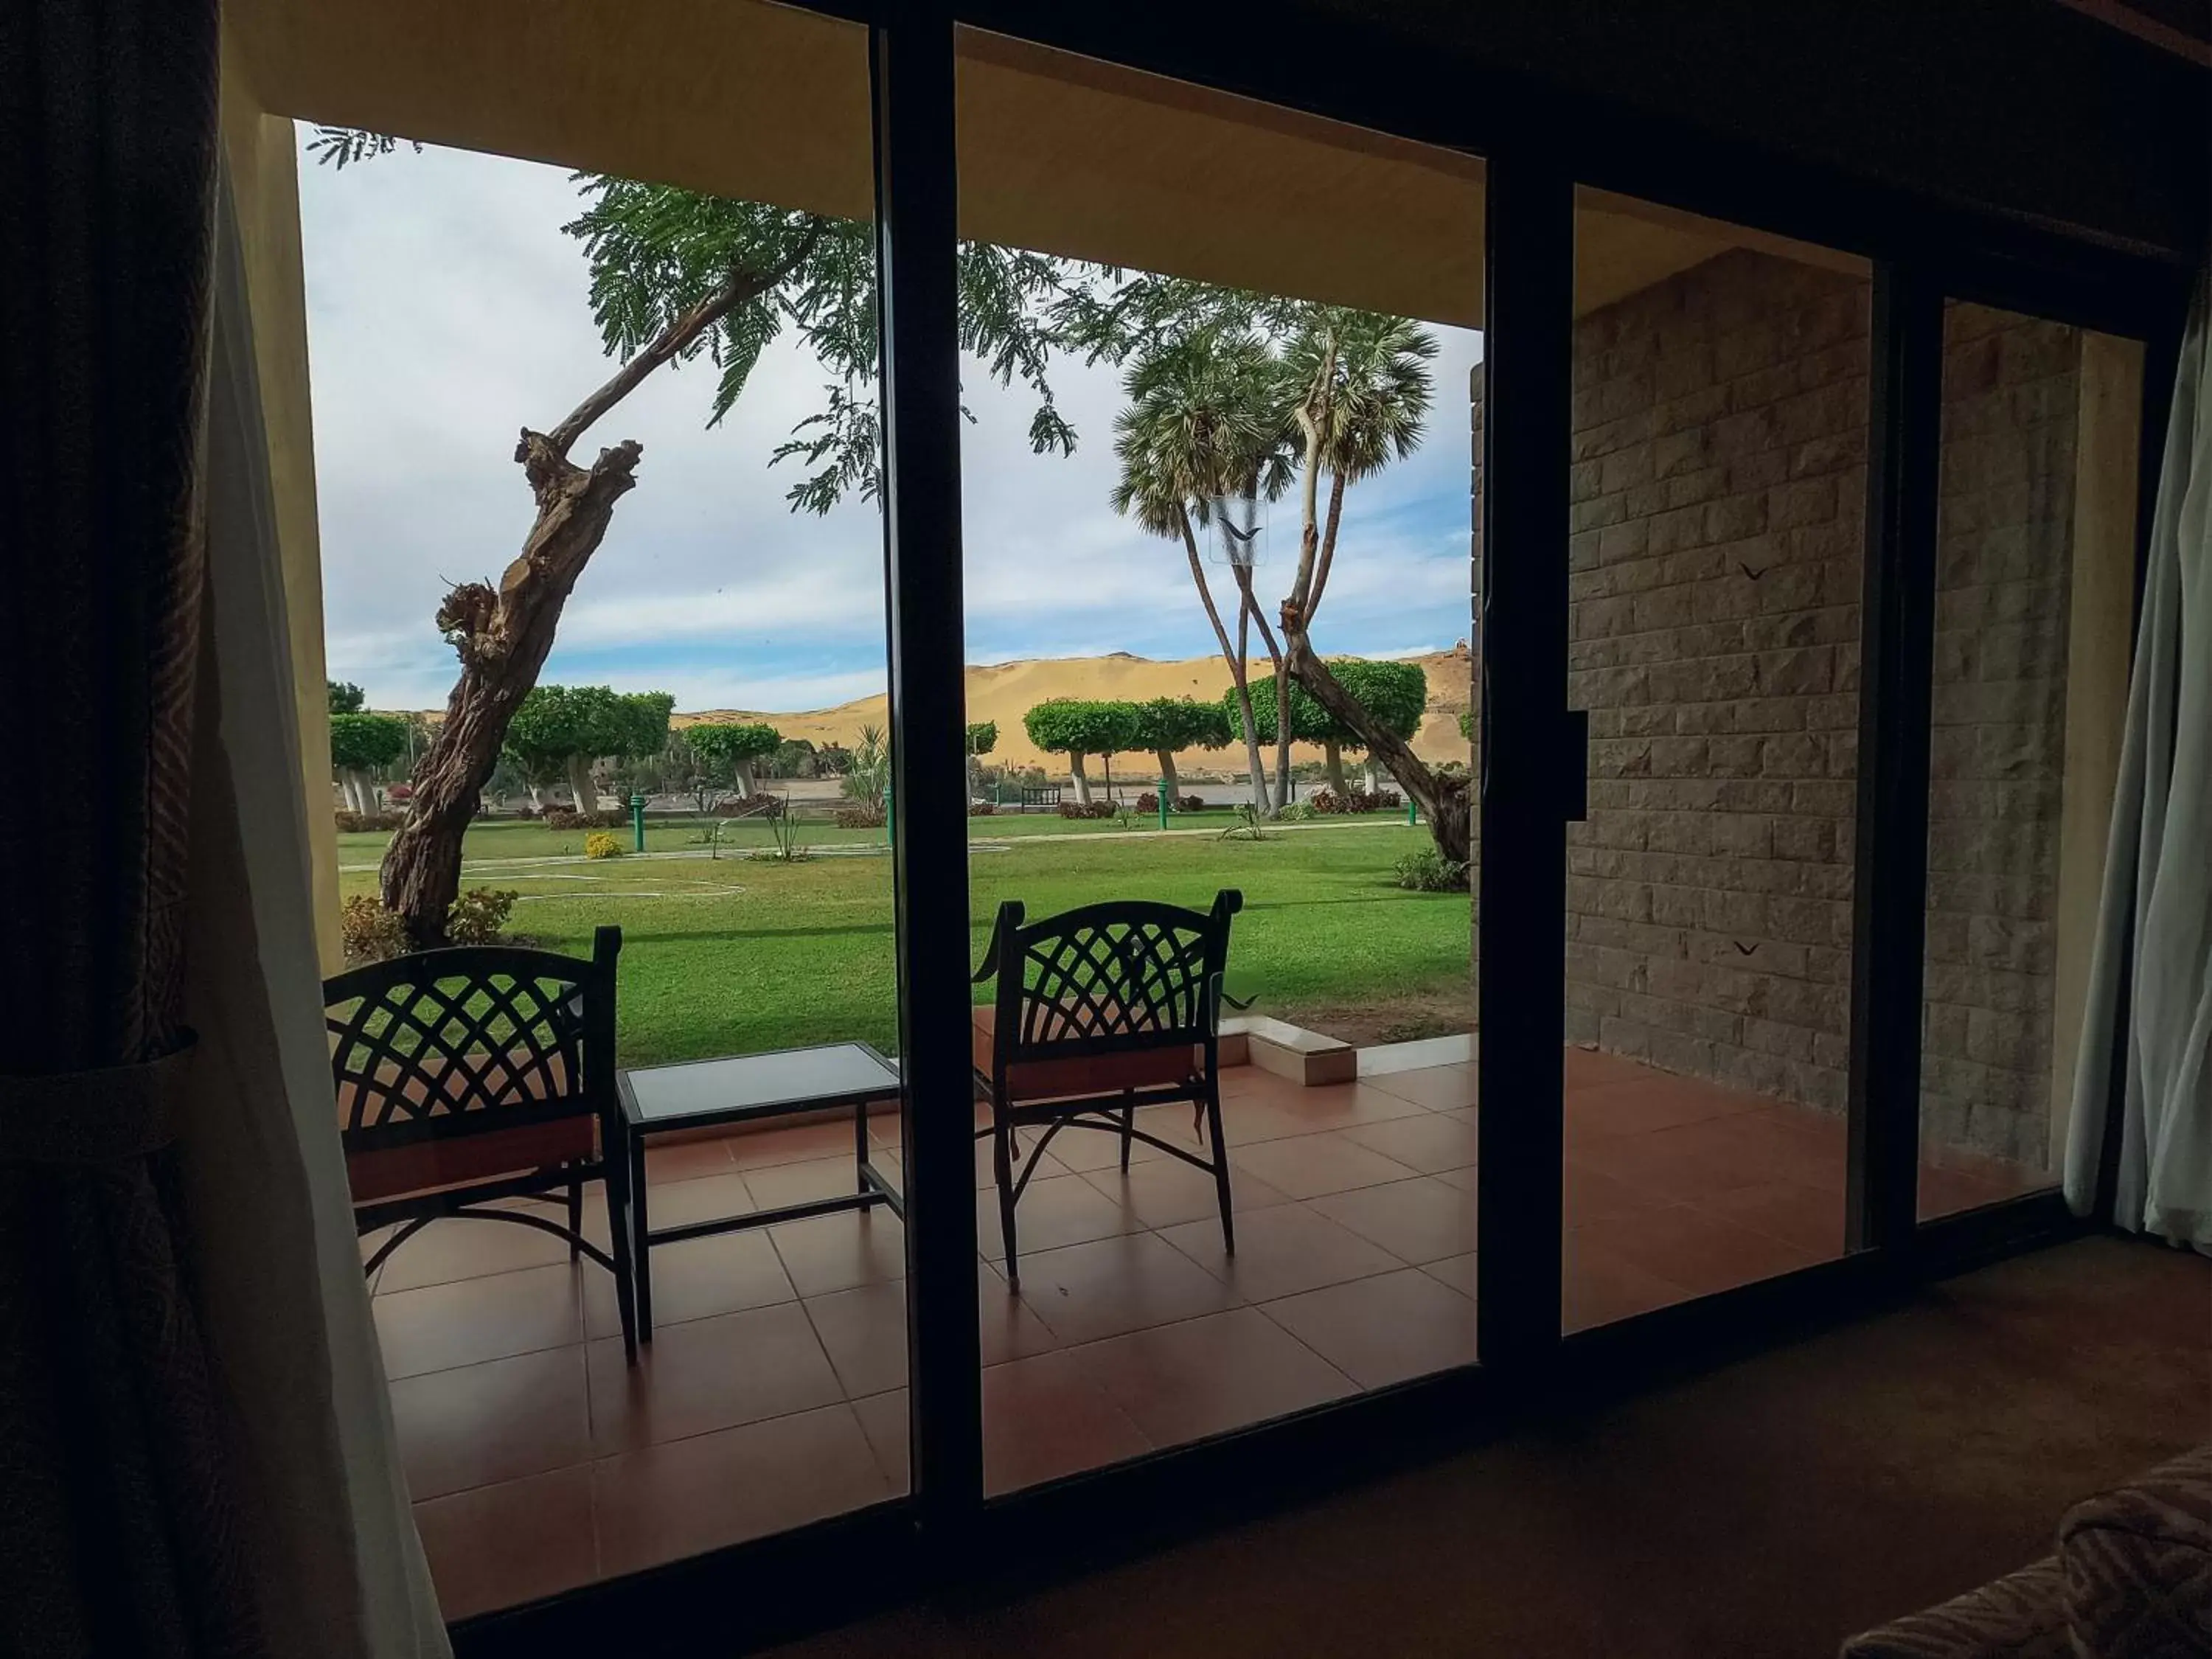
top-left (301, 136), bottom-right (1484, 712)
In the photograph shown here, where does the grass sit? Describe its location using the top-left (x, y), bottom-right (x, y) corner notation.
top-left (338, 818), bottom-right (1467, 1068)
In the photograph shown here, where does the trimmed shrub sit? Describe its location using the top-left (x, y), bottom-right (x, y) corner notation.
top-left (1394, 846), bottom-right (1470, 891)
top-left (1178, 795), bottom-right (1207, 813)
top-left (713, 795), bottom-right (785, 819)
top-left (1057, 801), bottom-right (1117, 820)
top-left (339, 894), bottom-right (408, 964)
top-left (1277, 801), bottom-right (1317, 823)
top-left (967, 801), bottom-right (997, 817)
top-left (543, 808), bottom-right (617, 831)
top-left (1308, 789), bottom-right (1346, 814)
top-left (447, 887), bottom-right (518, 945)
top-left (835, 805), bottom-right (887, 829)
top-left (334, 809), bottom-right (404, 833)
top-left (583, 831), bottom-right (622, 860)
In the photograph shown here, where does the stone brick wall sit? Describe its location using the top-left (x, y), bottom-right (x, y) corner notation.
top-left (1466, 253), bottom-right (2080, 1159)
top-left (1921, 304), bottom-right (2080, 1164)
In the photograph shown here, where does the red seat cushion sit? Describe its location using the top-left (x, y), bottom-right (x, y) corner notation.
top-left (338, 1049), bottom-right (594, 1205)
top-left (972, 1004), bottom-right (1203, 1102)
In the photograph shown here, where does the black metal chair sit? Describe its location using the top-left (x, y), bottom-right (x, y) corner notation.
top-left (970, 891), bottom-right (1242, 1282)
top-left (324, 925), bottom-right (639, 1361)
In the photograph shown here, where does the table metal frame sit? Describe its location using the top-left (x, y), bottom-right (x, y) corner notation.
top-left (616, 1041), bottom-right (904, 1339)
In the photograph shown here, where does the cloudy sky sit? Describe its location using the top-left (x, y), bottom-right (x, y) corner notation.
top-left (300, 138), bottom-right (1484, 714)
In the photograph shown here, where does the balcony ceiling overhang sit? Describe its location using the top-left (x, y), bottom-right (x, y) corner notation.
top-left (225, 0), bottom-right (1862, 331)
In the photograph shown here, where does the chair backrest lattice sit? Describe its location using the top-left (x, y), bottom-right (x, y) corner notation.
top-left (986, 892), bottom-right (1242, 1060)
top-left (323, 929), bottom-right (620, 1152)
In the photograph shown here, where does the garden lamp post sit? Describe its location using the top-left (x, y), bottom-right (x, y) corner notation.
top-left (630, 791), bottom-right (647, 852)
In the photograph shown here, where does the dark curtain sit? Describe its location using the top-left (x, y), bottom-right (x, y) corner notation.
top-left (0, 0), bottom-right (268, 1652)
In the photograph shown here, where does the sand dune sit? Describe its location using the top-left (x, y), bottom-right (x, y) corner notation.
top-left (675, 646), bottom-right (1475, 776)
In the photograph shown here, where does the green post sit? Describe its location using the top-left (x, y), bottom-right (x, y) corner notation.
top-left (1158, 777), bottom-right (1169, 830)
top-left (883, 779), bottom-right (894, 845)
top-left (1408, 796), bottom-right (1419, 827)
top-left (630, 792), bottom-right (647, 852)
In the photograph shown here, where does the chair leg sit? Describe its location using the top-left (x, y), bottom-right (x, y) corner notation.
top-left (1205, 1090), bottom-right (1236, 1256)
top-left (993, 1115), bottom-right (1020, 1286)
top-left (567, 1169), bottom-right (583, 1260)
top-left (1119, 1093), bottom-right (1138, 1172)
top-left (604, 1150), bottom-right (639, 1366)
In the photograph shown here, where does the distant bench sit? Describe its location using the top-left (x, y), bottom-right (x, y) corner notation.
top-left (1015, 785), bottom-right (1062, 812)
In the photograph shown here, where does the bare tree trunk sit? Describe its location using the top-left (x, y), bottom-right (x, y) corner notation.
top-left (1323, 740), bottom-right (1348, 798)
top-left (1233, 567), bottom-right (1291, 814)
top-left (1067, 753), bottom-right (1092, 804)
top-left (1284, 621), bottom-right (1467, 863)
top-left (378, 222), bottom-right (825, 946)
top-left (1154, 749), bottom-right (1180, 804)
top-left (567, 752), bottom-right (598, 815)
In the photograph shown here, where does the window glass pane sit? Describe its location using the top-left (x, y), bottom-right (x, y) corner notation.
top-left (280, 0), bottom-right (903, 1613)
top-left (955, 26), bottom-right (1484, 1492)
top-left (1558, 189), bottom-right (1870, 1331)
top-left (1918, 305), bottom-right (2141, 1218)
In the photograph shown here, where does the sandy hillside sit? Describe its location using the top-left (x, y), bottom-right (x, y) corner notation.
top-left (675, 646), bottom-right (1475, 777)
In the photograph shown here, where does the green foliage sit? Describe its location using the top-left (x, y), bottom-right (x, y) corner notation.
top-left (585, 831), bottom-right (623, 860)
top-left (1394, 845), bottom-right (1469, 891)
top-left (1127, 697), bottom-right (1232, 754)
top-left (328, 712), bottom-right (409, 771)
top-left (1458, 709), bottom-right (1474, 742)
top-left (686, 721), bottom-right (784, 779)
top-left (965, 721), bottom-right (999, 759)
top-left (339, 894), bottom-right (408, 964)
top-left (446, 888), bottom-right (518, 945)
top-left (1110, 330), bottom-right (1295, 542)
top-left (1277, 801), bottom-right (1318, 823)
top-left (842, 725), bottom-right (889, 806)
top-left (507, 686), bottom-right (673, 777)
top-left (1237, 660), bottom-right (1426, 749)
top-left (762, 808), bottom-right (810, 863)
top-left (1022, 699), bottom-right (1141, 761)
top-left (766, 738), bottom-right (818, 778)
top-left (1218, 804), bottom-right (1278, 842)
top-left (327, 680), bottom-right (366, 714)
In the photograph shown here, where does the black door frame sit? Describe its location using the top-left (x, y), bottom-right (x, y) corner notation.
top-left (448, 7), bottom-right (2188, 1652)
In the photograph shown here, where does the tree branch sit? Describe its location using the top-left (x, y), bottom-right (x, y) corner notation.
top-left (1307, 468), bottom-right (1348, 622)
top-left (545, 216), bottom-right (830, 460)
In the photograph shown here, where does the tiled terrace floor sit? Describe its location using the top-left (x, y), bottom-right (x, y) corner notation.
top-left (369, 1047), bottom-right (2048, 1619)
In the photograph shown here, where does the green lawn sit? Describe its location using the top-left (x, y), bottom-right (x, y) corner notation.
top-left (338, 818), bottom-right (1467, 1067)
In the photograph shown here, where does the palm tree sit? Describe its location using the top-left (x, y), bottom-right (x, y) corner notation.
top-left (1268, 309), bottom-right (1437, 810)
top-left (1110, 331), bottom-right (1293, 814)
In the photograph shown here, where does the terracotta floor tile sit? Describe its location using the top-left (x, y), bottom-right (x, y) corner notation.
top-left (1339, 1112), bottom-right (1481, 1174)
top-left (724, 1119), bottom-right (864, 1172)
top-left (1693, 1180), bottom-right (1847, 1259)
top-left (584, 1228), bottom-right (793, 1340)
top-left (1260, 1267), bottom-right (1478, 1389)
top-left (1562, 1232), bottom-right (1692, 1332)
top-left (975, 1261), bottom-right (1063, 1365)
top-left (1309, 1176), bottom-right (1479, 1265)
top-left (413, 1465), bottom-right (597, 1621)
top-left (1562, 1160), bottom-right (1673, 1226)
top-left (375, 1214), bottom-right (574, 1294)
top-left (770, 1211), bottom-right (905, 1298)
top-left (591, 1404), bottom-right (890, 1578)
top-left (849, 1388), bottom-right (911, 1493)
top-left (983, 1351), bottom-right (1152, 1494)
top-left (1074, 1157), bottom-right (1290, 1231)
top-left (1564, 1074), bottom-right (1771, 1143)
top-left (389, 1346), bottom-right (591, 1501)
top-left (1029, 1116), bottom-right (1174, 1173)
top-left (1071, 1307), bottom-right (1355, 1447)
top-left (802, 1280), bottom-right (910, 1399)
top-left (743, 1155), bottom-right (875, 1214)
top-left (1571, 1117), bottom-right (1787, 1203)
top-left (644, 1171), bottom-right (759, 1231)
top-left (1157, 1201), bottom-right (1402, 1302)
top-left (642, 1135), bottom-right (738, 1183)
top-left (977, 1172), bottom-right (1141, 1263)
top-left (1573, 1203), bottom-right (1819, 1301)
top-left (375, 1262), bottom-right (584, 1380)
top-left (1419, 1251), bottom-right (1479, 1300)
top-left (1360, 1063), bottom-right (1478, 1112)
top-left (1000, 1231), bottom-right (1238, 1346)
top-left (586, 1302), bottom-right (842, 1455)
top-left (1229, 1131), bottom-right (1422, 1200)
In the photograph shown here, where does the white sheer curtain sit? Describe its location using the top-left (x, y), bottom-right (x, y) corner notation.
top-left (2064, 279), bottom-right (2212, 1252)
top-left (178, 167), bottom-right (451, 1656)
